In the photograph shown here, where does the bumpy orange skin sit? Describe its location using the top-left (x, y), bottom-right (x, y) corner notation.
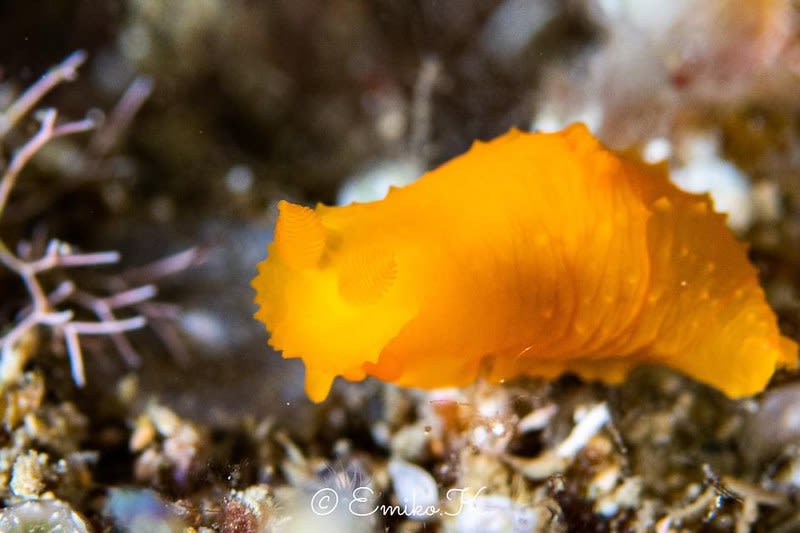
top-left (252, 124), bottom-right (797, 402)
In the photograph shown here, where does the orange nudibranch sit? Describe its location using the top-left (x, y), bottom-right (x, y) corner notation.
top-left (252, 124), bottom-right (797, 403)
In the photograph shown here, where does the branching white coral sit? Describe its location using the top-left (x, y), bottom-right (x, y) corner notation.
top-left (505, 402), bottom-right (611, 480)
top-left (0, 52), bottom-right (156, 386)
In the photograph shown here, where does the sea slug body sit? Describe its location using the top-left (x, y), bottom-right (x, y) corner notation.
top-left (252, 124), bottom-right (797, 402)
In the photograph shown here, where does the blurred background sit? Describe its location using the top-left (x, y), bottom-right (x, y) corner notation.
top-left (2, 0), bottom-right (799, 427)
top-left (1, 0), bottom-right (798, 428)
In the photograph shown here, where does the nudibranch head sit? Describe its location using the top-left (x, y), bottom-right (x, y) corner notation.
top-left (252, 124), bottom-right (797, 403)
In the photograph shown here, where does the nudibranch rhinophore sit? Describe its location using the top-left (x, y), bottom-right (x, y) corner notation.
top-left (252, 124), bottom-right (797, 403)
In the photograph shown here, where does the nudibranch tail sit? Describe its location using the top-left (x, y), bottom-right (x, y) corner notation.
top-left (252, 123), bottom-right (797, 402)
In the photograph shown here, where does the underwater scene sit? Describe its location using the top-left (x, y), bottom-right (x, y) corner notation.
top-left (1, 1), bottom-right (800, 531)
